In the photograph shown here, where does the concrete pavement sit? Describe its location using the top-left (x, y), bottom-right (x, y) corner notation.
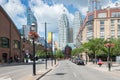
top-left (86, 62), bottom-right (120, 77)
top-left (0, 60), bottom-right (59, 80)
top-left (20, 61), bottom-right (59, 80)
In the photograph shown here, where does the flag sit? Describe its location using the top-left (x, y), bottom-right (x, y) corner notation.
top-left (47, 32), bottom-right (52, 44)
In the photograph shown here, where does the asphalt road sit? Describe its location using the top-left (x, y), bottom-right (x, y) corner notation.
top-left (39, 60), bottom-right (120, 80)
top-left (0, 60), bottom-right (51, 80)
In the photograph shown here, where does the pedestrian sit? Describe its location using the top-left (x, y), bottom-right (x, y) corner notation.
top-left (97, 58), bottom-right (103, 67)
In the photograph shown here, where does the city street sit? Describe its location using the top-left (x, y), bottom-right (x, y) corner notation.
top-left (0, 60), bottom-right (52, 80)
top-left (39, 60), bottom-right (120, 80)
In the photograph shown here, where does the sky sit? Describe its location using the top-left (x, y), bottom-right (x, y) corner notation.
top-left (0, 0), bottom-right (120, 41)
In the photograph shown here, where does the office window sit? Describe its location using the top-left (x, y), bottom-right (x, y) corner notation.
top-left (118, 19), bottom-right (120, 23)
top-left (118, 25), bottom-right (120, 30)
top-left (112, 12), bottom-right (120, 17)
top-left (100, 20), bottom-right (104, 25)
top-left (88, 15), bottom-right (94, 21)
top-left (98, 13), bottom-right (107, 18)
top-left (0, 37), bottom-right (9, 48)
top-left (111, 30), bottom-right (115, 35)
top-left (118, 35), bottom-right (120, 38)
top-left (111, 25), bottom-right (115, 30)
top-left (100, 36), bottom-right (104, 39)
top-left (100, 26), bottom-right (104, 31)
top-left (111, 19), bottom-right (114, 24)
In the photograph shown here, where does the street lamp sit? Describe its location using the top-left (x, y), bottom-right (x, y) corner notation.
top-left (45, 22), bottom-right (47, 69)
top-left (54, 47), bottom-right (57, 65)
top-left (104, 37), bottom-right (114, 71)
top-left (28, 22), bottom-right (39, 75)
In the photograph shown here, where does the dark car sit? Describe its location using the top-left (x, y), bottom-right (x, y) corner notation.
top-left (76, 58), bottom-right (85, 65)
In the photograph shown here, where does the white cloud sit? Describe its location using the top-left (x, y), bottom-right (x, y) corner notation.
top-left (1, 0), bottom-right (26, 28)
top-left (29, 0), bottom-right (74, 38)
top-left (1, 0), bottom-right (120, 41)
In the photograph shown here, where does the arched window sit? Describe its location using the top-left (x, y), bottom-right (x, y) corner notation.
top-left (13, 40), bottom-right (20, 49)
top-left (0, 37), bottom-right (9, 48)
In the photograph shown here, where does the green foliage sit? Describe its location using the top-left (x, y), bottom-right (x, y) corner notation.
top-left (36, 50), bottom-right (46, 58)
top-left (71, 47), bottom-right (84, 56)
top-left (55, 50), bottom-right (64, 59)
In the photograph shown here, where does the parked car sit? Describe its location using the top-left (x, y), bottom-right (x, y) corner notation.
top-left (75, 58), bottom-right (85, 65)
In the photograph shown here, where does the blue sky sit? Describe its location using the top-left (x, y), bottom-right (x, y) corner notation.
top-left (0, 0), bottom-right (120, 41)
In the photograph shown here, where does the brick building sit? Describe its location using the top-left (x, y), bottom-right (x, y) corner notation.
top-left (0, 6), bottom-right (21, 63)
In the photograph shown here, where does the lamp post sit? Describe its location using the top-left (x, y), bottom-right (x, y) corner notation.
top-left (28, 22), bottom-right (39, 75)
top-left (85, 52), bottom-right (88, 64)
top-left (45, 22), bottom-right (47, 69)
top-left (105, 37), bottom-right (114, 71)
top-left (54, 47), bottom-right (57, 65)
top-left (51, 32), bottom-right (53, 66)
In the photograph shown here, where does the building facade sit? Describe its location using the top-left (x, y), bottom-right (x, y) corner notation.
top-left (25, 7), bottom-right (37, 39)
top-left (0, 6), bottom-right (21, 63)
top-left (73, 11), bottom-right (83, 47)
top-left (77, 7), bottom-right (120, 43)
top-left (58, 13), bottom-right (69, 50)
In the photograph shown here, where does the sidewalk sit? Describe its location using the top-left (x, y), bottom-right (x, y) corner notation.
top-left (87, 62), bottom-right (120, 77)
top-left (20, 62), bottom-right (59, 80)
top-left (0, 61), bottom-right (59, 80)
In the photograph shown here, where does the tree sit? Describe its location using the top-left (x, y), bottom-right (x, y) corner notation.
top-left (82, 38), bottom-right (104, 59)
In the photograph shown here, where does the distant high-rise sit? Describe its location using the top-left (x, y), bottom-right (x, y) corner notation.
top-left (58, 11), bottom-right (69, 50)
top-left (88, 0), bottom-right (101, 12)
top-left (25, 7), bottom-right (37, 39)
top-left (68, 27), bottom-right (73, 43)
top-left (73, 11), bottom-right (83, 48)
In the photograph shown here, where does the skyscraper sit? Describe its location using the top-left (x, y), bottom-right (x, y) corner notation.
top-left (88, 0), bottom-right (101, 12)
top-left (73, 11), bottom-right (83, 48)
top-left (25, 7), bottom-right (37, 39)
top-left (58, 12), bottom-right (69, 50)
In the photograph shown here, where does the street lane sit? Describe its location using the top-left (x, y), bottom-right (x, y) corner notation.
top-left (39, 60), bottom-right (120, 80)
top-left (0, 61), bottom-right (51, 80)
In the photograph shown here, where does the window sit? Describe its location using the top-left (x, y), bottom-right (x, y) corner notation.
top-left (118, 19), bottom-right (120, 23)
top-left (111, 30), bottom-right (115, 35)
top-left (88, 15), bottom-right (94, 21)
top-left (111, 19), bottom-right (114, 24)
top-left (111, 25), bottom-right (114, 30)
top-left (118, 25), bottom-right (120, 30)
top-left (100, 26), bottom-right (104, 31)
top-left (98, 13), bottom-right (107, 18)
top-left (112, 12), bottom-right (120, 17)
top-left (13, 40), bottom-right (20, 49)
top-left (100, 20), bottom-right (104, 25)
top-left (0, 37), bottom-right (9, 48)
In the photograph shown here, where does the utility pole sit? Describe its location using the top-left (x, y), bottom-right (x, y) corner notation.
top-left (51, 32), bottom-right (53, 66)
top-left (45, 22), bottom-right (47, 69)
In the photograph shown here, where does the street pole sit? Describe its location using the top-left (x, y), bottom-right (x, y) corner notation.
top-left (51, 32), bottom-right (53, 66)
top-left (45, 22), bottom-right (47, 69)
top-left (108, 46), bottom-right (111, 71)
top-left (54, 48), bottom-right (56, 65)
top-left (33, 38), bottom-right (36, 75)
top-left (86, 52), bottom-right (88, 64)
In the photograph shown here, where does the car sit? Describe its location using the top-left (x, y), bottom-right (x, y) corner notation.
top-left (75, 58), bottom-right (85, 65)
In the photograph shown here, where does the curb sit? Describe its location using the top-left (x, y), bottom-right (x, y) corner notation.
top-left (36, 69), bottom-right (52, 80)
top-left (36, 62), bottom-right (59, 80)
